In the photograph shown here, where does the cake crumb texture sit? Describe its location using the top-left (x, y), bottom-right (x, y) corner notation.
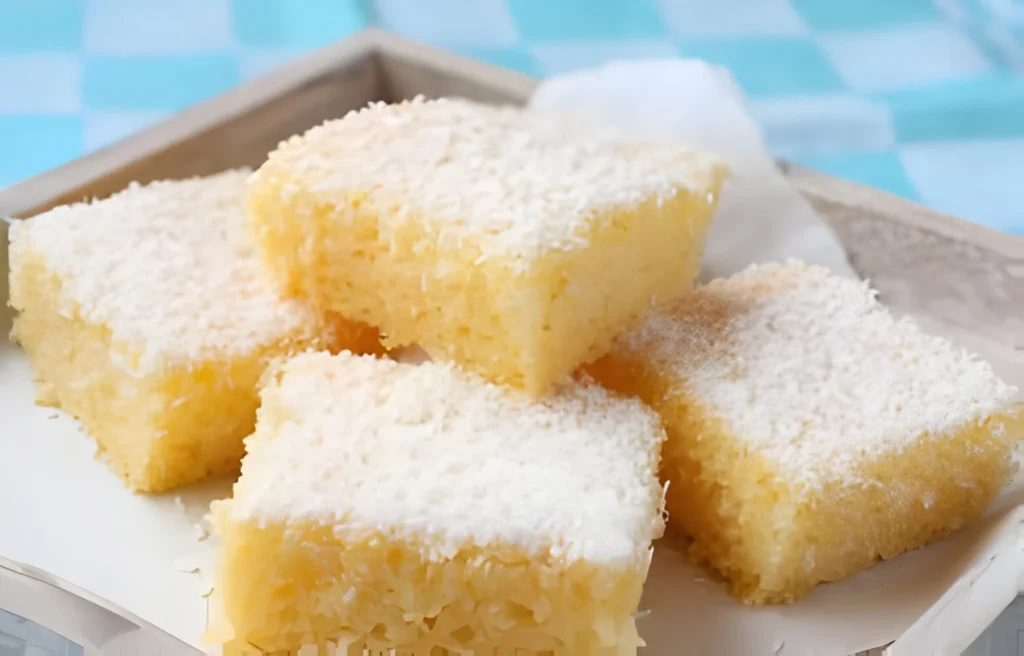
top-left (211, 351), bottom-right (666, 654)
top-left (248, 96), bottom-right (727, 394)
top-left (588, 260), bottom-right (1020, 603)
top-left (8, 171), bottom-right (381, 492)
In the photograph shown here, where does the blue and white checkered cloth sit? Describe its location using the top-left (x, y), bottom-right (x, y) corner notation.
top-left (2, 0), bottom-right (1023, 234)
top-left (0, 0), bottom-right (368, 186)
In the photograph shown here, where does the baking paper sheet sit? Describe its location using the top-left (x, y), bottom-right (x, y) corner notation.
top-left (2, 60), bottom-right (1023, 654)
top-left (529, 59), bottom-right (857, 282)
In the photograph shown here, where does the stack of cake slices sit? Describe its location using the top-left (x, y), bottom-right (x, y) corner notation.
top-left (8, 97), bottom-right (1019, 655)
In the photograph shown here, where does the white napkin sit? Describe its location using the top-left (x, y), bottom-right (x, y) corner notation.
top-left (528, 59), bottom-right (857, 280)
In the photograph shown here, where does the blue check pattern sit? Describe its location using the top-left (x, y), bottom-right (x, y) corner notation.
top-left (2, 0), bottom-right (1023, 233)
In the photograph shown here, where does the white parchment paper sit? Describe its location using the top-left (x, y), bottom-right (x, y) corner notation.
top-left (529, 59), bottom-right (857, 281)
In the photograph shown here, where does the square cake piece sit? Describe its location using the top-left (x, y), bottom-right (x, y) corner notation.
top-left (247, 97), bottom-right (727, 395)
top-left (587, 261), bottom-right (1020, 603)
top-left (208, 351), bottom-right (666, 654)
top-left (8, 171), bottom-right (382, 493)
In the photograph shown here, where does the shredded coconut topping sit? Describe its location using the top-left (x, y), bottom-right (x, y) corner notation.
top-left (231, 351), bottom-right (666, 566)
top-left (621, 260), bottom-right (1018, 489)
top-left (9, 170), bottom-right (319, 370)
top-left (254, 96), bottom-right (723, 259)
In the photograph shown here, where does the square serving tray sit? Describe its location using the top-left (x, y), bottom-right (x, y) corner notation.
top-left (1, 28), bottom-right (1022, 656)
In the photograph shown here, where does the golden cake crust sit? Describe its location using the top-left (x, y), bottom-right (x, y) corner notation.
top-left (255, 96), bottom-right (724, 262)
top-left (211, 352), bottom-right (667, 653)
top-left (7, 172), bottom-right (381, 492)
top-left (247, 98), bottom-right (727, 394)
top-left (616, 260), bottom-right (1017, 490)
top-left (589, 260), bottom-right (1019, 603)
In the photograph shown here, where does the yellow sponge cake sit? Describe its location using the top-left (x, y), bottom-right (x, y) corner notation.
top-left (8, 171), bottom-right (382, 492)
top-left (209, 351), bottom-right (666, 654)
top-left (247, 97), bottom-right (727, 395)
top-left (588, 260), bottom-right (1020, 603)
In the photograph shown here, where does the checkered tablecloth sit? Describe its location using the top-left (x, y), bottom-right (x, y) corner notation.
top-left (2, 0), bottom-right (1023, 234)
top-left (0, 0), bottom-right (368, 188)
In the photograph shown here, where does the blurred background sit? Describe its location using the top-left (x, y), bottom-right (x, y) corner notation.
top-left (0, 0), bottom-right (1022, 233)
